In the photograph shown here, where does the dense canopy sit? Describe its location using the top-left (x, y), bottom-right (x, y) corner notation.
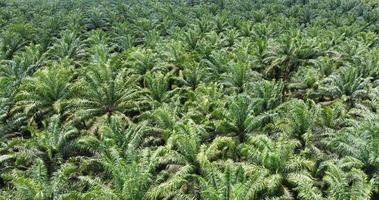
top-left (0, 0), bottom-right (379, 199)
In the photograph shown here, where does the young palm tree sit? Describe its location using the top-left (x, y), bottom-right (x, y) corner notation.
top-left (201, 50), bottom-right (229, 81)
top-left (288, 66), bottom-right (321, 99)
top-left (164, 40), bottom-right (190, 70)
top-left (178, 61), bottom-right (207, 90)
top-left (112, 23), bottom-right (135, 52)
top-left (0, 115), bottom-right (91, 199)
top-left (221, 29), bottom-right (240, 47)
top-left (239, 21), bottom-right (254, 37)
top-left (99, 115), bottom-right (147, 157)
top-left (84, 7), bottom-right (111, 31)
top-left (2, 0), bottom-right (379, 199)
top-left (184, 83), bottom-right (224, 132)
top-left (182, 28), bottom-right (202, 50)
top-left (3, 159), bottom-right (53, 200)
top-left (283, 100), bottom-right (318, 138)
top-left (137, 102), bottom-right (188, 148)
top-left (73, 156), bottom-right (152, 200)
top-left (31, 114), bottom-right (84, 160)
top-left (0, 44), bottom-right (44, 93)
top-left (212, 13), bottom-right (229, 33)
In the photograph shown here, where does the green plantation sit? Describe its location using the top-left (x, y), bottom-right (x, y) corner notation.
top-left (1, 0), bottom-right (379, 199)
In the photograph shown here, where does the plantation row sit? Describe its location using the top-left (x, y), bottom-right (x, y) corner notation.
top-left (0, 0), bottom-right (378, 199)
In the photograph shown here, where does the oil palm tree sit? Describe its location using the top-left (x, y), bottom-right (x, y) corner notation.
top-left (0, 44), bottom-right (44, 94)
top-left (146, 121), bottom-right (207, 199)
top-left (72, 57), bottom-right (141, 123)
top-left (182, 28), bottom-right (202, 50)
top-left (319, 156), bottom-right (375, 200)
top-left (0, 44), bottom-right (44, 123)
top-left (178, 61), bottom-right (207, 90)
top-left (0, 115), bottom-right (91, 199)
top-left (184, 83), bottom-right (224, 131)
top-left (127, 48), bottom-right (159, 75)
top-left (72, 156), bottom-right (152, 200)
top-left (201, 50), bottom-right (229, 81)
top-left (112, 23), bottom-right (135, 52)
top-left (13, 66), bottom-right (74, 128)
top-left (0, 31), bottom-right (26, 60)
top-left (318, 66), bottom-right (371, 103)
top-left (240, 134), bottom-right (316, 199)
top-left (2, 0), bottom-right (379, 199)
top-left (222, 61), bottom-right (257, 93)
top-left (249, 79), bottom-right (284, 114)
top-left (284, 100), bottom-right (318, 138)
top-left (47, 31), bottom-right (86, 64)
top-left (288, 66), bottom-right (321, 99)
top-left (264, 34), bottom-right (322, 81)
top-left (72, 116), bottom-right (152, 200)
top-left (84, 7), bottom-right (111, 31)
top-left (323, 118), bottom-right (379, 181)
top-left (143, 72), bottom-right (172, 105)
top-left (200, 160), bottom-right (281, 200)
top-left (216, 95), bottom-right (267, 143)
top-left (3, 159), bottom-right (54, 200)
